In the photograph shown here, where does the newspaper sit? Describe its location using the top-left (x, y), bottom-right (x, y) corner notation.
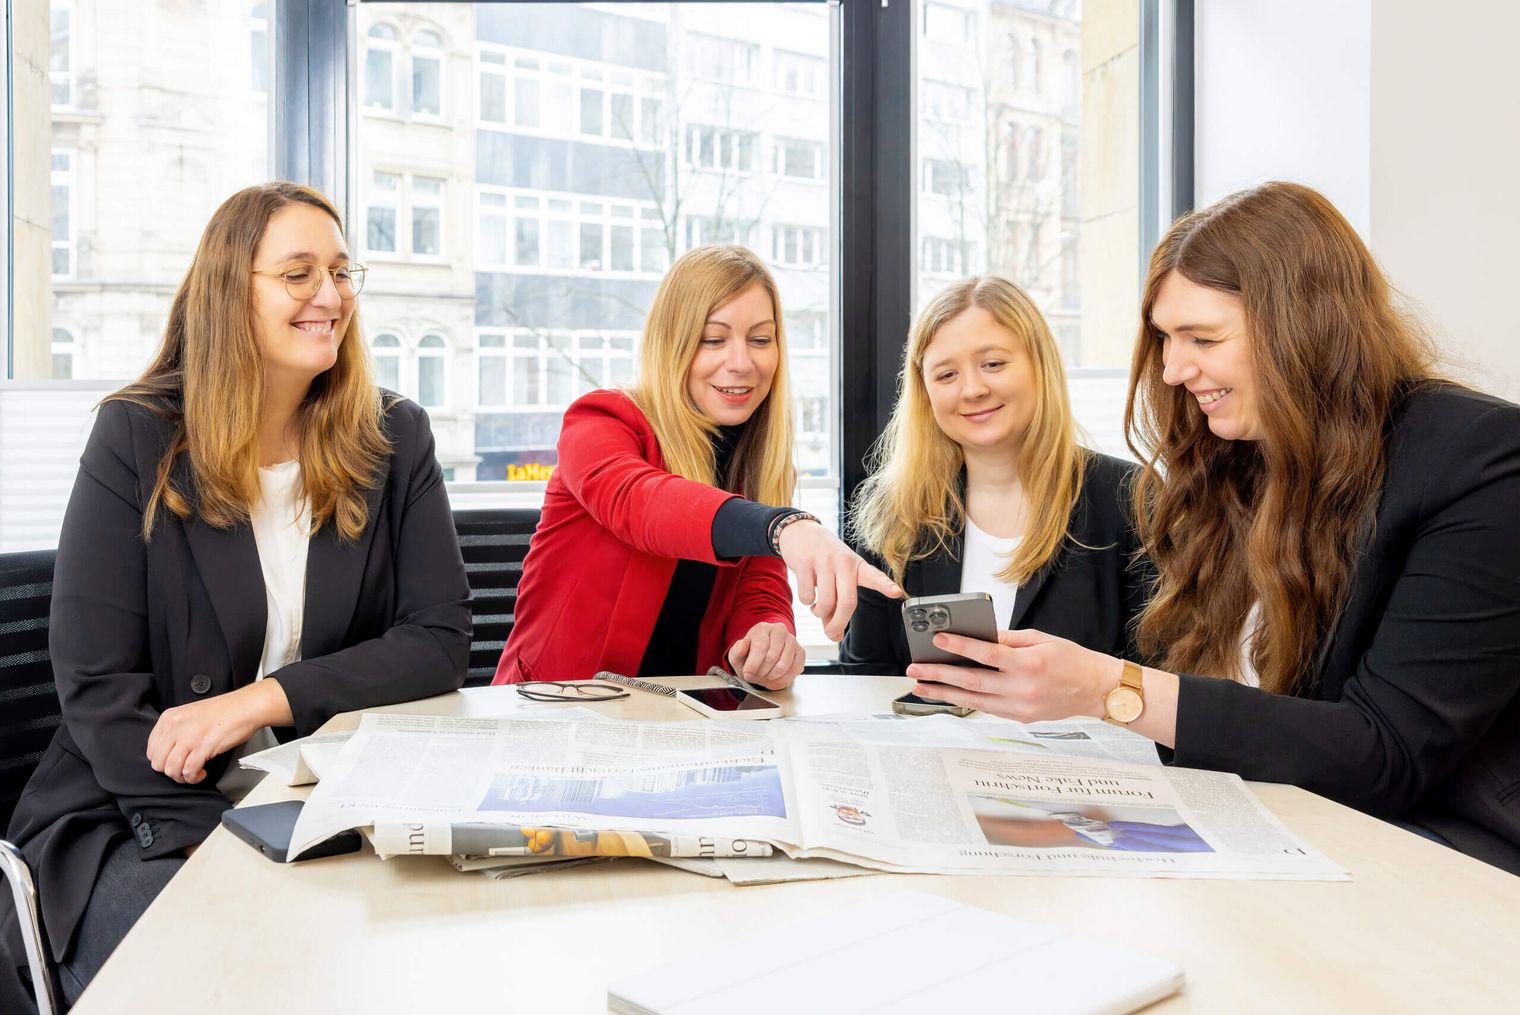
top-left (239, 705), bottom-right (605, 786)
top-left (290, 713), bottom-right (1347, 880)
top-left (369, 821), bottom-right (772, 859)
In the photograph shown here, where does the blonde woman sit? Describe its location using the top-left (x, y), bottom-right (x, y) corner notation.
top-left (2, 183), bottom-right (470, 1004)
top-left (494, 245), bottom-right (899, 689)
top-left (842, 276), bottom-right (1148, 674)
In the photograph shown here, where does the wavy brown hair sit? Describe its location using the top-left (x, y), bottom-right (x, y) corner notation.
top-left (1124, 181), bottom-right (1436, 694)
top-left (851, 276), bottom-right (1088, 586)
top-left (109, 182), bottom-right (389, 541)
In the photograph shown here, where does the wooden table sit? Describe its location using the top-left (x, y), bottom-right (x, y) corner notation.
top-left (75, 675), bottom-right (1520, 1013)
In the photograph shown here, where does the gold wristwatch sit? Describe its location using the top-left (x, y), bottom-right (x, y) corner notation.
top-left (1102, 660), bottom-right (1145, 726)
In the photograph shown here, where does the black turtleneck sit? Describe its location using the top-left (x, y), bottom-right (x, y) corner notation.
top-left (636, 426), bottom-right (800, 676)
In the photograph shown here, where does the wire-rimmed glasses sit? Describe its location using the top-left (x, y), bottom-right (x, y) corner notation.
top-left (514, 680), bottom-right (630, 703)
top-left (251, 262), bottom-right (367, 300)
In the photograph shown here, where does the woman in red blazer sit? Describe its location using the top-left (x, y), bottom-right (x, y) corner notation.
top-left (494, 245), bottom-right (898, 689)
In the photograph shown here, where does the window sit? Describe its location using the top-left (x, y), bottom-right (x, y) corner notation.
top-left (685, 33), bottom-right (758, 86)
top-left (685, 217), bottom-right (754, 249)
top-left (923, 81), bottom-right (974, 124)
top-left (774, 50), bottom-right (825, 98)
top-left (365, 25), bottom-right (401, 110)
top-left (479, 50), bottom-right (508, 123)
top-left (367, 172), bottom-right (400, 255)
top-left (921, 237), bottom-right (962, 275)
top-left (774, 137), bottom-right (825, 181)
top-left (372, 333), bottom-right (403, 392)
top-left (50, 328), bottom-right (75, 380)
top-left (250, 4), bottom-right (270, 96)
top-left (1063, 49), bottom-right (1080, 117)
top-left (922, 157), bottom-right (970, 197)
top-left (489, 190), bottom-right (663, 274)
top-left (771, 225), bottom-right (824, 268)
top-left (412, 176), bottom-right (444, 257)
top-left (1025, 126), bottom-right (1046, 180)
top-left (914, 0), bottom-right (1111, 381)
top-left (411, 29), bottom-right (444, 116)
top-left (922, 2), bottom-right (975, 45)
top-left (477, 332), bottom-right (509, 409)
top-left (797, 396), bottom-right (828, 442)
top-left (686, 125), bottom-right (757, 173)
top-left (51, 150), bottom-right (74, 279)
top-left (50, 3), bottom-right (72, 107)
top-left (786, 310), bottom-right (828, 351)
top-left (417, 335), bottom-right (447, 407)
top-left (487, 330), bottom-right (637, 411)
top-left (484, 48), bottom-right (661, 146)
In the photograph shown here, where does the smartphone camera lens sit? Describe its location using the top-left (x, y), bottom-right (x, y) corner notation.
top-left (910, 620), bottom-right (929, 633)
top-left (927, 606), bottom-right (950, 629)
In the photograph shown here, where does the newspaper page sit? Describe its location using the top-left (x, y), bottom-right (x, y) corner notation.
top-left (778, 720), bottom-right (1345, 880)
top-left (291, 714), bottom-right (1345, 880)
top-left (290, 713), bottom-right (799, 858)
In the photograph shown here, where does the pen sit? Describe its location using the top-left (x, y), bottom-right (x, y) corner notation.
top-left (592, 671), bottom-right (678, 697)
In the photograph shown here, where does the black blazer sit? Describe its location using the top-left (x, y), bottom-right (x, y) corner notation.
top-left (1167, 384), bottom-right (1520, 874)
top-left (840, 453), bottom-right (1150, 673)
top-left (3, 394), bottom-right (470, 965)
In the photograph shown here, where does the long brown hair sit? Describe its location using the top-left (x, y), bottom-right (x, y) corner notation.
top-left (110, 181), bottom-right (389, 541)
top-left (1125, 181), bottom-right (1435, 693)
top-left (630, 245), bottom-right (796, 506)
top-left (851, 276), bottom-right (1088, 586)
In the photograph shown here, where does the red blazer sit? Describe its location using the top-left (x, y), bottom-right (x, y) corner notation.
top-left (493, 389), bottom-right (795, 683)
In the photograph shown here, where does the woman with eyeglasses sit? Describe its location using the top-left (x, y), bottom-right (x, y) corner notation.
top-left (494, 245), bottom-right (901, 691)
top-left (1, 182), bottom-right (470, 1005)
top-left (905, 182), bottom-right (1520, 873)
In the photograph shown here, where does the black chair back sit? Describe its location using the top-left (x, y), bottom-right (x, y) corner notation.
top-left (452, 509), bottom-right (540, 687)
top-left (0, 550), bottom-right (60, 832)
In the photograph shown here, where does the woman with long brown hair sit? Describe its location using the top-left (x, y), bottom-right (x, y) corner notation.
top-left (906, 182), bottom-right (1520, 873)
top-left (841, 276), bottom-right (1148, 673)
top-left (1, 182), bottom-right (470, 1004)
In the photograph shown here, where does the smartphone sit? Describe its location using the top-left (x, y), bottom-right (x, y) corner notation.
top-left (675, 686), bottom-right (784, 720)
top-left (902, 592), bottom-right (1000, 665)
top-left (221, 800), bottom-right (363, 863)
top-left (891, 692), bottom-right (974, 717)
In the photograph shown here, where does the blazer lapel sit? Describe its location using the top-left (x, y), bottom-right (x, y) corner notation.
top-left (302, 474), bottom-right (387, 658)
top-left (1006, 556), bottom-right (1053, 630)
top-left (184, 514), bottom-right (267, 685)
top-left (914, 542), bottom-right (963, 598)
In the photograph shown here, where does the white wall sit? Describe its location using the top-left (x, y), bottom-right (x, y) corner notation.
top-left (1369, 1), bottom-right (1520, 400)
top-left (1193, 0), bottom-right (1519, 399)
top-left (1194, 0), bottom-right (1371, 234)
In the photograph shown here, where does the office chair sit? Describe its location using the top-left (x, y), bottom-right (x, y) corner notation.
top-left (0, 548), bottom-right (63, 1014)
top-left (452, 509), bottom-right (540, 687)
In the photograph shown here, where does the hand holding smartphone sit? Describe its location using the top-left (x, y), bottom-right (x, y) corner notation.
top-left (894, 592), bottom-right (1000, 717)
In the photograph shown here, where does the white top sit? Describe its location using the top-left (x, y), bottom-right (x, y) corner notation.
top-left (1236, 601), bottom-right (1263, 688)
top-left (958, 517), bottom-right (1021, 627)
top-left (217, 460), bottom-right (312, 801)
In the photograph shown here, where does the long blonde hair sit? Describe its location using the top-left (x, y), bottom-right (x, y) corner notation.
top-left (109, 182), bottom-right (389, 542)
top-left (1125, 181), bottom-right (1435, 693)
top-left (851, 276), bottom-right (1088, 585)
top-left (630, 245), bottom-right (796, 506)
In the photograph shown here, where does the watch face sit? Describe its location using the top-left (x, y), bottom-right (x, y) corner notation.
top-left (1104, 686), bottom-right (1144, 724)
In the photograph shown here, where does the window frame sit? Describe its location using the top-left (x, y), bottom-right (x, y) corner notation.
top-left (2, 1), bottom-right (1193, 520)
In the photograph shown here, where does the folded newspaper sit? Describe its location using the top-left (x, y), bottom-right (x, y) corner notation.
top-left (288, 712), bottom-right (1348, 880)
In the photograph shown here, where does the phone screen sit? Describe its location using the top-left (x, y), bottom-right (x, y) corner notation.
top-left (681, 687), bottom-right (777, 712)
